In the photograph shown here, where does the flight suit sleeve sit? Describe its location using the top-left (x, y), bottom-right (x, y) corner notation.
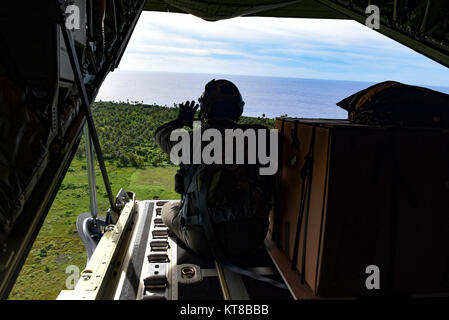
top-left (154, 118), bottom-right (184, 155)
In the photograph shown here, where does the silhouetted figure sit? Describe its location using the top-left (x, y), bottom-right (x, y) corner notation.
top-left (155, 79), bottom-right (274, 259)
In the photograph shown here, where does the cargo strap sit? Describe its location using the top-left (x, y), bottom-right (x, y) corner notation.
top-left (196, 166), bottom-right (288, 291)
top-left (273, 117), bottom-right (286, 244)
top-left (291, 126), bottom-right (316, 284)
top-left (291, 120), bottom-right (301, 151)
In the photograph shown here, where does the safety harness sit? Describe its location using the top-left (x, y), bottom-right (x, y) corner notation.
top-left (178, 164), bottom-right (288, 290)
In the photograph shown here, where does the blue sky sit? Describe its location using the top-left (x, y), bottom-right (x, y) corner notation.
top-left (116, 11), bottom-right (449, 87)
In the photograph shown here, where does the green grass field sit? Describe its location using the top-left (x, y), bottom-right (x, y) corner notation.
top-left (8, 158), bottom-right (179, 300)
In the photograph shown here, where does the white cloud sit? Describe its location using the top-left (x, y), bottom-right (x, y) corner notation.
top-left (114, 11), bottom-right (449, 86)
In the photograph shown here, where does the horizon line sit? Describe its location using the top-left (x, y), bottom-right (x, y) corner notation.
top-left (112, 68), bottom-right (449, 89)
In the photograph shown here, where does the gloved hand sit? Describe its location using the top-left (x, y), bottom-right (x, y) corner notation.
top-left (177, 100), bottom-right (199, 128)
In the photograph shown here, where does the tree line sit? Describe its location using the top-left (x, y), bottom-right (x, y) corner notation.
top-left (76, 101), bottom-right (275, 167)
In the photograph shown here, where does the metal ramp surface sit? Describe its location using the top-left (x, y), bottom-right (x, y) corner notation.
top-left (115, 200), bottom-right (294, 300)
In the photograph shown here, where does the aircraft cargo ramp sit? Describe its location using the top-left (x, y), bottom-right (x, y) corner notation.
top-left (57, 200), bottom-right (295, 300)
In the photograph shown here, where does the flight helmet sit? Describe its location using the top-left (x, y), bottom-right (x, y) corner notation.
top-left (198, 79), bottom-right (244, 121)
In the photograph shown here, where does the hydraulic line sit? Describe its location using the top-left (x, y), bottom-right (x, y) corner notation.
top-left (84, 125), bottom-right (99, 221)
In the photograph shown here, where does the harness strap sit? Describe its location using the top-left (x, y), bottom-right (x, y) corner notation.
top-left (179, 165), bottom-right (204, 225)
top-left (197, 167), bottom-right (288, 291)
top-left (197, 166), bottom-right (227, 260)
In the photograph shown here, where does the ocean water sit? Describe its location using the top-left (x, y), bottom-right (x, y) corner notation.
top-left (96, 70), bottom-right (449, 119)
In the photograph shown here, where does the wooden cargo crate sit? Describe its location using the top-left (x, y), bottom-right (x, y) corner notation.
top-left (271, 118), bottom-right (449, 298)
